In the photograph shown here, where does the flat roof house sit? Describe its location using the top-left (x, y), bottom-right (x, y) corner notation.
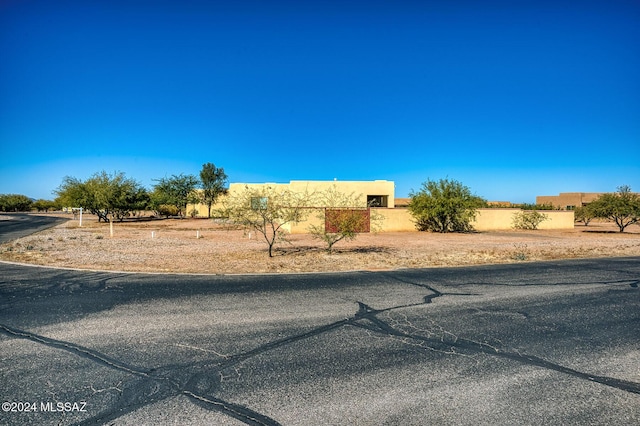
top-left (536, 193), bottom-right (603, 210)
top-left (188, 180), bottom-right (575, 232)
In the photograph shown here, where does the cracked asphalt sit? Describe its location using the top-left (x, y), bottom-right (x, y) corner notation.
top-left (0, 257), bottom-right (639, 425)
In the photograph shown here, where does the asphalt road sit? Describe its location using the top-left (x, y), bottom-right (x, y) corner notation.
top-left (0, 213), bottom-right (69, 244)
top-left (1, 255), bottom-right (639, 425)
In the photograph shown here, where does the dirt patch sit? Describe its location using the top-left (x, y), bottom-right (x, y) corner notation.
top-left (1, 214), bottom-right (639, 274)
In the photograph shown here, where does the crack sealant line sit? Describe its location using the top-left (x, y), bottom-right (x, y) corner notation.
top-left (183, 390), bottom-right (282, 426)
top-left (0, 323), bottom-right (283, 426)
top-left (351, 312), bottom-right (640, 396)
top-left (0, 323), bottom-right (151, 378)
top-left (386, 274), bottom-right (480, 302)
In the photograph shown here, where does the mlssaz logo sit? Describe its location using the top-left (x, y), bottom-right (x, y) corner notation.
top-left (40, 401), bottom-right (87, 412)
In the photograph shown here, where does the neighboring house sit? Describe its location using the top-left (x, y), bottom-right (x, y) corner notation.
top-left (536, 193), bottom-right (604, 210)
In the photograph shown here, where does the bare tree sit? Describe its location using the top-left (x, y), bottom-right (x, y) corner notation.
top-left (218, 185), bottom-right (312, 257)
top-left (308, 185), bottom-right (383, 253)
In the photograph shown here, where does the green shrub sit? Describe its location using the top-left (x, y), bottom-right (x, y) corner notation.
top-left (512, 210), bottom-right (549, 230)
top-left (408, 179), bottom-right (486, 233)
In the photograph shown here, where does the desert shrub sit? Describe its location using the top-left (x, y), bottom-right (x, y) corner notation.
top-left (155, 204), bottom-right (179, 218)
top-left (511, 243), bottom-right (529, 261)
top-left (574, 205), bottom-right (595, 226)
top-left (512, 210), bottom-right (549, 230)
top-left (408, 179), bottom-right (486, 233)
top-left (517, 203), bottom-right (555, 210)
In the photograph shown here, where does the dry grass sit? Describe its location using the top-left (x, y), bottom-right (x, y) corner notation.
top-left (1, 213), bottom-right (639, 274)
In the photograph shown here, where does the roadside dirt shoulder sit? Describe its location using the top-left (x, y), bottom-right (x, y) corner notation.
top-left (1, 215), bottom-right (639, 274)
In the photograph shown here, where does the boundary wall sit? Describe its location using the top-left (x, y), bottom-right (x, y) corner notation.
top-left (286, 208), bottom-right (574, 234)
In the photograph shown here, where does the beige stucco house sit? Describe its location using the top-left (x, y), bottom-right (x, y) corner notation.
top-left (188, 179), bottom-right (574, 232)
top-left (536, 193), bottom-right (603, 210)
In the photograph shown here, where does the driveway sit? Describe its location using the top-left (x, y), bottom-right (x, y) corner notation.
top-left (0, 258), bottom-right (638, 425)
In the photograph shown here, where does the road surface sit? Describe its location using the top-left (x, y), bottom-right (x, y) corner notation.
top-left (0, 213), bottom-right (69, 244)
top-left (0, 257), bottom-right (639, 425)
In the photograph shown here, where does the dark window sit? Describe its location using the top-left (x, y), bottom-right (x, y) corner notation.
top-left (367, 195), bottom-right (388, 207)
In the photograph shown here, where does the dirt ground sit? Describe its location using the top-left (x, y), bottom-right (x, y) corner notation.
top-left (1, 213), bottom-right (639, 274)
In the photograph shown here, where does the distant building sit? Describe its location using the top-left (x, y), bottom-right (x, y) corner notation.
top-left (536, 193), bottom-right (603, 210)
top-left (394, 197), bottom-right (410, 208)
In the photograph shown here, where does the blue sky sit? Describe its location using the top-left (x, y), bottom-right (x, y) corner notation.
top-left (1, 0), bottom-right (638, 203)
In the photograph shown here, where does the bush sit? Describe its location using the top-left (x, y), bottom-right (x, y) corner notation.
top-left (155, 204), bottom-right (179, 217)
top-left (574, 205), bottom-right (595, 226)
top-left (512, 210), bottom-right (549, 230)
top-left (408, 179), bottom-right (486, 233)
top-left (517, 203), bottom-right (555, 210)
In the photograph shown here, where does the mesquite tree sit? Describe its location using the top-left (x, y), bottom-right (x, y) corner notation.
top-left (55, 171), bottom-right (148, 222)
top-left (219, 185), bottom-right (312, 257)
top-left (199, 162), bottom-right (228, 218)
top-left (408, 179), bottom-right (486, 232)
top-left (308, 185), bottom-right (383, 253)
top-left (588, 185), bottom-right (640, 232)
top-left (151, 174), bottom-right (199, 218)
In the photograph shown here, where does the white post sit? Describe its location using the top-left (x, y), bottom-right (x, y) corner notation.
top-left (196, 230), bottom-right (201, 239)
top-left (151, 231), bottom-right (155, 239)
top-left (79, 207), bottom-right (83, 227)
top-left (109, 219), bottom-right (114, 237)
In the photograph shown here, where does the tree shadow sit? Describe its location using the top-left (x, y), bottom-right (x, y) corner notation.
top-left (273, 245), bottom-right (394, 256)
top-left (333, 246), bottom-right (394, 255)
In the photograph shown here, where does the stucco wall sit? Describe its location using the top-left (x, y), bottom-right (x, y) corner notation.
top-left (287, 180), bottom-right (395, 208)
top-left (286, 208), bottom-right (324, 234)
top-left (472, 209), bottom-right (574, 231)
top-left (533, 210), bottom-right (575, 230)
top-left (187, 180), bottom-right (396, 217)
top-left (287, 208), bottom-right (574, 233)
top-left (376, 208), bottom-right (415, 232)
top-left (472, 209), bottom-right (519, 231)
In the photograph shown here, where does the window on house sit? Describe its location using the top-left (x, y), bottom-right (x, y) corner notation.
top-left (251, 197), bottom-right (268, 210)
top-left (367, 195), bottom-right (388, 207)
